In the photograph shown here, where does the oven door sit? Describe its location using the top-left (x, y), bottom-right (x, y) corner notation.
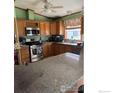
top-left (30, 45), bottom-right (42, 58)
top-left (30, 45), bottom-right (38, 58)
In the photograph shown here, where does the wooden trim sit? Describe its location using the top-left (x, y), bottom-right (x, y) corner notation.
top-left (81, 16), bottom-right (84, 40)
top-left (60, 11), bottom-right (82, 18)
top-left (66, 26), bottom-right (81, 29)
top-left (64, 27), bottom-right (82, 40)
top-left (34, 13), bottom-right (51, 19)
top-left (15, 7), bottom-right (26, 11)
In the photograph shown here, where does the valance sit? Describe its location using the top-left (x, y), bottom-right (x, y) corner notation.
top-left (64, 17), bottom-right (81, 27)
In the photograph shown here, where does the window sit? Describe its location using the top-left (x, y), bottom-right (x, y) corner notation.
top-left (65, 26), bottom-right (81, 40)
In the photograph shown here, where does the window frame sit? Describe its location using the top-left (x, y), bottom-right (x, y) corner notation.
top-left (64, 26), bottom-right (81, 40)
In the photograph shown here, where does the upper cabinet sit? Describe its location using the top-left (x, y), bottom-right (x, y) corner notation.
top-left (40, 22), bottom-right (50, 35)
top-left (50, 22), bottom-right (57, 35)
top-left (50, 21), bottom-right (65, 35)
top-left (14, 19), bottom-right (65, 36)
top-left (56, 21), bottom-right (65, 35)
top-left (14, 19), bottom-right (26, 37)
top-left (45, 22), bottom-right (50, 35)
top-left (26, 20), bottom-right (40, 27)
top-left (14, 19), bottom-right (41, 37)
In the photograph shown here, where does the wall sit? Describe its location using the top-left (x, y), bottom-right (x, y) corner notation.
top-left (15, 7), bottom-right (82, 21)
top-left (14, 7), bottom-right (51, 21)
top-left (14, 7), bottom-right (27, 19)
top-left (27, 9), bottom-right (34, 20)
top-left (56, 12), bottom-right (82, 21)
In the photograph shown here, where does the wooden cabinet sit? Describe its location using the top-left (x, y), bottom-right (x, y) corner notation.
top-left (39, 21), bottom-right (64, 35)
top-left (52, 43), bottom-right (72, 56)
top-left (40, 22), bottom-right (45, 35)
top-left (52, 43), bottom-right (61, 55)
top-left (43, 42), bottom-right (53, 58)
top-left (50, 22), bottom-right (57, 35)
top-left (14, 20), bottom-right (65, 36)
top-left (64, 45), bottom-right (72, 53)
top-left (20, 46), bottom-right (30, 64)
top-left (15, 19), bottom-right (26, 37)
top-left (52, 43), bottom-right (81, 56)
top-left (50, 21), bottom-right (65, 35)
top-left (45, 22), bottom-right (50, 35)
top-left (56, 21), bottom-right (65, 35)
top-left (43, 42), bottom-right (81, 58)
top-left (14, 19), bottom-right (40, 37)
top-left (26, 20), bottom-right (40, 27)
top-left (40, 22), bottom-right (50, 35)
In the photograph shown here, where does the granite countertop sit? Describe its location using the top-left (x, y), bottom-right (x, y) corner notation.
top-left (45, 41), bottom-right (83, 46)
top-left (57, 42), bottom-right (78, 46)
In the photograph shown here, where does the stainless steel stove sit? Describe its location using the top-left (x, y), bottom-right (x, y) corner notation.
top-left (30, 44), bottom-right (43, 62)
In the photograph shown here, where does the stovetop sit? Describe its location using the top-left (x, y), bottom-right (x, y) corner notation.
top-left (24, 41), bottom-right (43, 45)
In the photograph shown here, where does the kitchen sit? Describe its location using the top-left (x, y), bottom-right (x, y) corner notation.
top-left (14, 0), bottom-right (84, 93)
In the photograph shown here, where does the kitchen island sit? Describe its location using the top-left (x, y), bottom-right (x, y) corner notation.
top-left (14, 52), bottom-right (83, 93)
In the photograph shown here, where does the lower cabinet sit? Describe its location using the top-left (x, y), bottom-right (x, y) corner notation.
top-left (43, 42), bottom-right (82, 58)
top-left (20, 46), bottom-right (30, 64)
top-left (53, 43), bottom-right (73, 56)
top-left (43, 42), bottom-right (53, 58)
top-left (53, 43), bottom-right (82, 55)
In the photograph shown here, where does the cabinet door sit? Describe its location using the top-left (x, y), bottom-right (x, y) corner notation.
top-left (50, 21), bottom-right (65, 35)
top-left (59, 21), bottom-right (65, 35)
top-left (40, 22), bottom-right (50, 35)
top-left (65, 45), bottom-right (72, 53)
top-left (15, 20), bottom-right (26, 37)
top-left (20, 47), bottom-right (29, 64)
top-left (56, 21), bottom-right (65, 35)
top-left (48, 42), bottom-right (53, 57)
top-left (45, 22), bottom-right (50, 35)
top-left (59, 44), bottom-right (66, 54)
top-left (50, 22), bottom-right (57, 35)
top-left (43, 43), bottom-right (49, 57)
top-left (40, 22), bottom-right (46, 35)
top-left (26, 20), bottom-right (39, 27)
top-left (43, 42), bottom-right (53, 57)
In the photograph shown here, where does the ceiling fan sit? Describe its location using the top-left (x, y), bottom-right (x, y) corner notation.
top-left (34, 0), bottom-right (63, 13)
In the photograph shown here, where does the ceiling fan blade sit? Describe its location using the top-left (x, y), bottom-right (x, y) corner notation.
top-left (51, 6), bottom-right (63, 8)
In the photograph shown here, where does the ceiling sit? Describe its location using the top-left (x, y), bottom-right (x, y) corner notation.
top-left (15, 0), bottom-right (83, 18)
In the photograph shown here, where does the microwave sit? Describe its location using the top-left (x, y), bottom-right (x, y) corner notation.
top-left (25, 27), bottom-right (40, 36)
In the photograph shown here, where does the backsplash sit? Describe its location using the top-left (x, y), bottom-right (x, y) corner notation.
top-left (20, 35), bottom-right (50, 42)
top-left (40, 35), bottom-right (50, 42)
